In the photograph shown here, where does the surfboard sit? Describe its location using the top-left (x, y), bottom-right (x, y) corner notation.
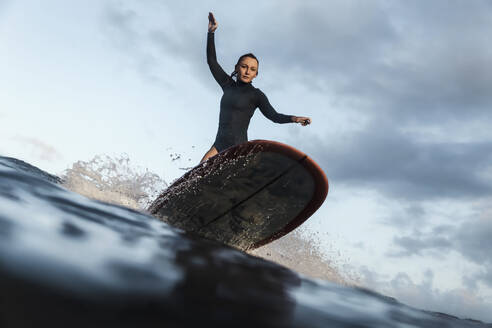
top-left (148, 140), bottom-right (328, 251)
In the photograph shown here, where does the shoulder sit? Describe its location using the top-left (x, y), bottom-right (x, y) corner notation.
top-left (253, 86), bottom-right (266, 96)
top-left (254, 87), bottom-right (268, 101)
top-left (252, 87), bottom-right (270, 107)
top-left (219, 77), bottom-right (235, 89)
top-left (222, 79), bottom-right (235, 90)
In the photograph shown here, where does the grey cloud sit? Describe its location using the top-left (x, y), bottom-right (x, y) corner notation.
top-left (306, 122), bottom-right (492, 201)
top-left (379, 205), bottom-right (428, 230)
top-left (455, 217), bottom-right (492, 289)
top-left (471, 270), bottom-right (492, 291)
top-left (102, 4), bottom-right (139, 50)
top-left (456, 219), bottom-right (492, 263)
top-left (99, 1), bottom-right (396, 85)
top-left (148, 28), bottom-right (204, 74)
top-left (270, 1), bottom-right (492, 123)
top-left (388, 224), bottom-right (456, 257)
top-left (101, 1), bottom-right (492, 124)
top-left (390, 270), bottom-right (434, 292)
top-left (431, 225), bottom-right (456, 235)
top-left (462, 274), bottom-right (479, 292)
top-left (389, 216), bottom-right (492, 288)
top-left (101, 2), bottom-right (492, 203)
top-left (359, 266), bottom-right (492, 322)
top-left (253, 2), bottom-right (396, 75)
top-left (100, 4), bottom-right (173, 86)
top-left (101, 2), bottom-right (217, 89)
top-left (390, 235), bottom-right (452, 257)
top-left (407, 205), bottom-right (426, 218)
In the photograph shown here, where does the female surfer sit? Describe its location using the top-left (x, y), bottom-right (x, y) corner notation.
top-left (201, 12), bottom-right (312, 163)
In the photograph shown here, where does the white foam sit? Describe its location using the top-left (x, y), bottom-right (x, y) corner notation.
top-left (62, 153), bottom-right (349, 285)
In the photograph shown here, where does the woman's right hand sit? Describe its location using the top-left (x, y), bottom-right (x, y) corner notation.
top-left (292, 116), bottom-right (312, 126)
top-left (208, 12), bottom-right (218, 33)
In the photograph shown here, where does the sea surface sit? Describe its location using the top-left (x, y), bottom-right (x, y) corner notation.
top-left (0, 155), bottom-right (490, 327)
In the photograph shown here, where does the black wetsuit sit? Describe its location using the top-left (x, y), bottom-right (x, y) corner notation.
top-left (207, 32), bottom-right (294, 152)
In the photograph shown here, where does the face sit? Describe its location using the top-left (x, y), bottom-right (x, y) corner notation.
top-left (236, 57), bottom-right (258, 83)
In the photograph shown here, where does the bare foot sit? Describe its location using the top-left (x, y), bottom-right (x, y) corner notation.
top-left (200, 146), bottom-right (218, 163)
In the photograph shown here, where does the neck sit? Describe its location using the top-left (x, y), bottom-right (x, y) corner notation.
top-left (237, 78), bottom-right (250, 85)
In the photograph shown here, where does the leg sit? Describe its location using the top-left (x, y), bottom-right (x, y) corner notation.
top-left (200, 145), bottom-right (219, 164)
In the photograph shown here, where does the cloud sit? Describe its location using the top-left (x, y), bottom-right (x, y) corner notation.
top-left (100, 3), bottom-right (174, 86)
top-left (100, 1), bottom-right (492, 132)
top-left (390, 233), bottom-right (453, 258)
top-left (455, 214), bottom-right (492, 289)
top-left (12, 137), bottom-right (62, 162)
top-left (305, 121), bottom-right (492, 201)
top-left (379, 204), bottom-right (428, 230)
top-left (456, 217), bottom-right (492, 264)
top-left (359, 266), bottom-right (492, 322)
top-left (388, 207), bottom-right (492, 289)
top-left (102, 4), bottom-right (139, 50)
top-left (100, 1), bottom-right (395, 88)
top-left (127, 2), bottom-right (491, 119)
top-left (291, 0), bottom-right (492, 127)
top-left (100, 0), bottom-right (492, 217)
top-left (100, 1), bottom-right (215, 89)
top-left (100, 2), bottom-right (492, 203)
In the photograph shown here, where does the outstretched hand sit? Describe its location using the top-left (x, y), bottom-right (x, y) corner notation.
top-left (293, 116), bottom-right (312, 126)
top-left (208, 12), bottom-right (218, 33)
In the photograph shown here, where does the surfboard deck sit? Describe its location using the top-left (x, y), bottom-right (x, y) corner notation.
top-left (148, 140), bottom-right (328, 251)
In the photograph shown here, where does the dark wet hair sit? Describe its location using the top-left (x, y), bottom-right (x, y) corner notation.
top-left (231, 53), bottom-right (259, 79)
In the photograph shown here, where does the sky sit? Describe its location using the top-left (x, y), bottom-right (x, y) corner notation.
top-left (1, 0), bottom-right (492, 322)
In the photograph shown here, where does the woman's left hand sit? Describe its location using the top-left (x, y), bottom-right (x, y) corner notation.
top-left (292, 116), bottom-right (312, 126)
top-left (208, 12), bottom-right (218, 33)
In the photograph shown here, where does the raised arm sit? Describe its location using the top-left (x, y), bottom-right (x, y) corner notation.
top-left (207, 13), bottom-right (232, 88)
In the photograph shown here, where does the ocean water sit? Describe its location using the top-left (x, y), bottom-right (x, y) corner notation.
top-left (61, 154), bottom-right (351, 284)
top-left (0, 155), bottom-right (490, 327)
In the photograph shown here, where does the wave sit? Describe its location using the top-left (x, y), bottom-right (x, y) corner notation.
top-left (61, 154), bottom-right (348, 284)
top-left (1, 154), bottom-right (488, 326)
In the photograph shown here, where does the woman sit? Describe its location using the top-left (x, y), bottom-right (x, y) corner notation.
top-left (201, 12), bottom-right (311, 163)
